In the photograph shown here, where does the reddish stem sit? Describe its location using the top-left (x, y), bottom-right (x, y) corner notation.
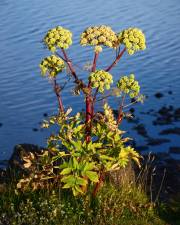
top-left (85, 53), bottom-right (99, 143)
top-left (117, 95), bottom-right (125, 124)
top-left (53, 79), bottom-right (64, 113)
top-left (92, 52), bottom-right (99, 72)
top-left (105, 47), bottom-right (126, 72)
top-left (92, 170), bottom-right (105, 197)
top-left (61, 48), bottom-right (78, 81)
top-left (91, 87), bottom-right (99, 117)
top-left (85, 96), bottom-right (92, 143)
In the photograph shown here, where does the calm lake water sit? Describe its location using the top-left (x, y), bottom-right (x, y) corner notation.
top-left (0, 0), bottom-right (180, 160)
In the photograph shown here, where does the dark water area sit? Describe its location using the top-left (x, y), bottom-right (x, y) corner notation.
top-left (0, 0), bottom-right (180, 161)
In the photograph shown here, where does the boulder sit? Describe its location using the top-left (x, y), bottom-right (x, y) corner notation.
top-left (9, 144), bottom-right (43, 169)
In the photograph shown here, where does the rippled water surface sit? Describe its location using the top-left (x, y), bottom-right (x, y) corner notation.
top-left (0, 0), bottom-right (180, 160)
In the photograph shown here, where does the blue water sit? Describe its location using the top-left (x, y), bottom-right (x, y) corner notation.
top-left (0, 0), bottom-right (180, 160)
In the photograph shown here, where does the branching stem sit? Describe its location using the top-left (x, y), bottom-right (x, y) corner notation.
top-left (117, 94), bottom-right (126, 124)
top-left (85, 52), bottom-right (99, 143)
top-left (53, 78), bottom-right (64, 113)
top-left (105, 47), bottom-right (126, 72)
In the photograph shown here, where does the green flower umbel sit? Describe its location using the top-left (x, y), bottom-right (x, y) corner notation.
top-left (44, 26), bottom-right (72, 52)
top-left (39, 55), bottom-right (65, 78)
top-left (89, 70), bottom-right (113, 93)
top-left (117, 74), bottom-right (140, 98)
top-left (118, 28), bottom-right (146, 55)
top-left (80, 25), bottom-right (118, 53)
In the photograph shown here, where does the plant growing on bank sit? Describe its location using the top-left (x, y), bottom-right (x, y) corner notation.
top-left (17, 25), bottom-right (146, 196)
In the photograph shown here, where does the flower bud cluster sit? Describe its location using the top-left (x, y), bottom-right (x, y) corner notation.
top-left (118, 28), bottom-right (146, 55)
top-left (80, 25), bottom-right (118, 52)
top-left (44, 26), bottom-right (72, 52)
top-left (39, 55), bottom-right (65, 77)
top-left (89, 70), bottom-right (113, 93)
top-left (117, 74), bottom-right (140, 98)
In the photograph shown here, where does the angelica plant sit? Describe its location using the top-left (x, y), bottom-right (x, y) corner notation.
top-left (17, 25), bottom-right (146, 197)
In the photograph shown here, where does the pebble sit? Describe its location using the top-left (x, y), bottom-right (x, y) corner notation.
top-left (169, 147), bottom-right (180, 154)
top-left (154, 92), bottom-right (164, 98)
top-left (147, 138), bottom-right (170, 146)
top-left (160, 127), bottom-right (180, 135)
top-left (32, 128), bottom-right (38, 132)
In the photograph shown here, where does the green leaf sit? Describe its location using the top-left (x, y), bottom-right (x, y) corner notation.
top-left (61, 175), bottom-right (76, 185)
top-left (60, 168), bottom-right (72, 175)
top-left (85, 171), bottom-right (99, 183)
top-left (74, 185), bottom-right (84, 194)
top-left (83, 162), bottom-right (95, 172)
top-left (59, 162), bottom-right (68, 169)
top-left (73, 125), bottom-right (84, 134)
top-left (100, 155), bottom-right (114, 161)
top-left (73, 157), bottom-right (79, 169)
top-left (62, 183), bottom-right (74, 189)
top-left (76, 177), bottom-right (88, 186)
top-left (72, 187), bottom-right (79, 196)
top-left (93, 142), bottom-right (103, 148)
top-left (70, 140), bottom-right (82, 151)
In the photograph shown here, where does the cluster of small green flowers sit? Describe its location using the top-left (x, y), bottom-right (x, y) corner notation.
top-left (89, 70), bottom-right (113, 93)
top-left (117, 74), bottom-right (140, 98)
top-left (39, 55), bottom-right (65, 78)
top-left (118, 28), bottom-right (146, 55)
top-left (44, 26), bottom-right (72, 52)
top-left (80, 25), bottom-right (118, 52)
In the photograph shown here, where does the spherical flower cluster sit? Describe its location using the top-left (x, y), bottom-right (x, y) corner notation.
top-left (118, 28), bottom-right (146, 55)
top-left (89, 70), bottom-right (113, 93)
top-left (39, 55), bottom-right (65, 78)
top-left (80, 25), bottom-right (118, 52)
top-left (117, 74), bottom-right (140, 98)
top-left (44, 26), bottom-right (72, 52)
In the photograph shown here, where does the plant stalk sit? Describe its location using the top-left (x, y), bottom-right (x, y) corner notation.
top-left (117, 94), bottom-right (125, 124)
top-left (53, 79), bottom-right (64, 113)
top-left (105, 47), bottom-right (126, 72)
top-left (85, 52), bottom-right (99, 143)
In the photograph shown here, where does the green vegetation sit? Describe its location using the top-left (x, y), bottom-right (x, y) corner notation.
top-left (0, 183), bottom-right (169, 225)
